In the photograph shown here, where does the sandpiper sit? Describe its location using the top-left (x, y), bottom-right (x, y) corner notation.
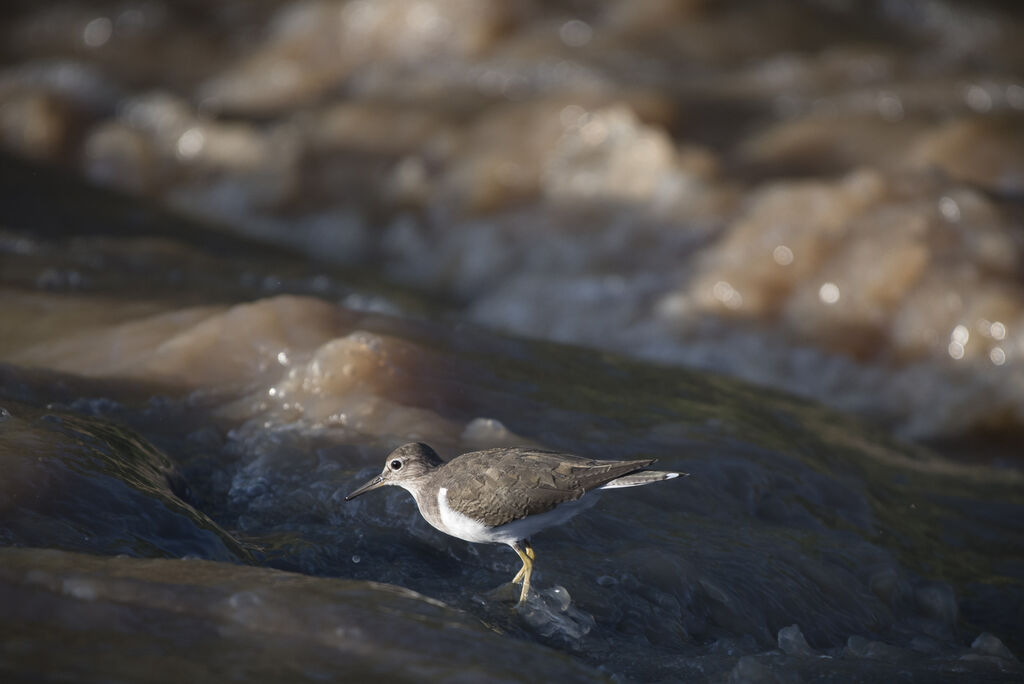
top-left (345, 442), bottom-right (684, 604)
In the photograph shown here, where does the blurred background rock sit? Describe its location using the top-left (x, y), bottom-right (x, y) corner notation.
top-left (2, 0), bottom-right (1023, 449)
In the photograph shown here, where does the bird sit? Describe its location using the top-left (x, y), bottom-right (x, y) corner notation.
top-left (345, 442), bottom-right (684, 605)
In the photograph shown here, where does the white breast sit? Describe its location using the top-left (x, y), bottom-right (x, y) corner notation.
top-left (436, 487), bottom-right (501, 544)
top-left (436, 486), bottom-right (600, 545)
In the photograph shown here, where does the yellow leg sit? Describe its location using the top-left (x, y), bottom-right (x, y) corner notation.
top-left (510, 541), bottom-right (535, 604)
top-left (510, 542), bottom-right (536, 584)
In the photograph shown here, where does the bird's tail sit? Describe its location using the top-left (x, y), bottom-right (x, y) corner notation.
top-left (600, 470), bottom-right (687, 489)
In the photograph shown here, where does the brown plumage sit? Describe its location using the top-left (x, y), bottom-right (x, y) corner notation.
top-left (346, 442), bottom-right (684, 604)
top-left (436, 448), bottom-right (656, 527)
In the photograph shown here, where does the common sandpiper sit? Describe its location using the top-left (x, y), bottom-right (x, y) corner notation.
top-left (345, 442), bottom-right (684, 604)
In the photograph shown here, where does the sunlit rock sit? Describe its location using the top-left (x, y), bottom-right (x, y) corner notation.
top-left (910, 116), bottom-right (1024, 194)
top-left (739, 113), bottom-right (930, 175)
top-left (91, 92), bottom-right (304, 214)
top-left (664, 168), bottom-right (1024, 435)
top-left (198, 0), bottom-right (513, 115)
top-left (247, 329), bottom-right (462, 444)
top-left (686, 170), bottom-right (887, 318)
top-left (543, 104), bottom-right (729, 220)
top-left (8, 296), bottom-right (349, 389)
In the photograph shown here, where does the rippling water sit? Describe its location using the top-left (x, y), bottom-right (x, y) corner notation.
top-left (1, 1), bottom-right (1024, 682)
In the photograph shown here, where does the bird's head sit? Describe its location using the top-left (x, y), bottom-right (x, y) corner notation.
top-left (344, 442), bottom-right (444, 500)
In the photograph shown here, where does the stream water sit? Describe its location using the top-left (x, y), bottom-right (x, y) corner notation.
top-left (1, 1), bottom-right (1023, 682)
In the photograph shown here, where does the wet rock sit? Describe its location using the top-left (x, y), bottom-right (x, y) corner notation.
top-left (0, 547), bottom-right (604, 683)
top-left (843, 635), bottom-right (908, 663)
top-left (727, 655), bottom-right (802, 684)
top-left (778, 624), bottom-right (816, 657)
top-left (972, 632), bottom-right (1017, 661)
top-left (914, 582), bottom-right (958, 626)
top-left (0, 401), bottom-right (246, 560)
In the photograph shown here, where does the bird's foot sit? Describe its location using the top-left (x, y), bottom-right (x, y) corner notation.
top-left (482, 581), bottom-right (523, 605)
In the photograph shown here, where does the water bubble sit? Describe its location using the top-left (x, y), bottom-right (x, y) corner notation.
top-left (228, 591), bottom-right (262, 610)
top-left (948, 341), bottom-right (965, 360)
top-left (712, 281), bottom-right (743, 309)
top-left (62, 578), bottom-right (98, 601)
top-left (116, 8), bottom-right (145, 31)
top-left (877, 91), bottom-right (904, 121)
top-left (580, 119), bottom-right (608, 146)
top-left (772, 245), bottom-right (794, 266)
top-left (951, 324), bottom-right (970, 345)
top-left (560, 104), bottom-right (586, 129)
top-left (1007, 84), bottom-right (1024, 110)
top-left (818, 282), bottom-right (840, 305)
top-left (965, 84), bottom-right (993, 112)
top-left (352, 555), bottom-right (361, 564)
top-left (938, 196), bottom-right (961, 222)
top-left (989, 347), bottom-right (1006, 366)
top-left (990, 321), bottom-right (1006, 340)
top-left (176, 127), bottom-right (205, 159)
top-left (548, 585), bottom-right (571, 612)
top-left (559, 20), bottom-right (592, 48)
top-left (83, 17), bottom-right (112, 48)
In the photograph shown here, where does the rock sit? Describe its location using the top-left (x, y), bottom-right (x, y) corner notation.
top-left (778, 624), bottom-right (817, 656)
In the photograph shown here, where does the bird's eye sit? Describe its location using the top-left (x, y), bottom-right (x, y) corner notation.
top-left (390, 459), bottom-right (402, 470)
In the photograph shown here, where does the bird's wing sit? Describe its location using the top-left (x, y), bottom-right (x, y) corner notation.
top-left (438, 448), bottom-right (655, 528)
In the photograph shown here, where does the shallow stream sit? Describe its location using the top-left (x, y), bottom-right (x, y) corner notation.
top-left (2, 1), bottom-right (1023, 681)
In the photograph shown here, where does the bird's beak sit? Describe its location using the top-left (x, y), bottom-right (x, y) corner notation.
top-left (345, 473), bottom-right (386, 501)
